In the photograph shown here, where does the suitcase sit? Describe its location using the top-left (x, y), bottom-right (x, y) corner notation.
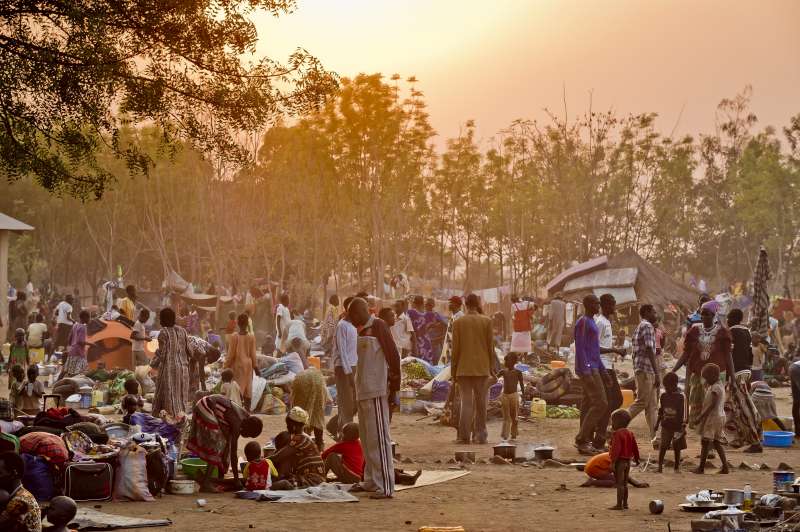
top-left (65, 461), bottom-right (113, 501)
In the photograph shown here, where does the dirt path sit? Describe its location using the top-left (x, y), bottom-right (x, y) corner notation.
top-left (84, 388), bottom-right (798, 531)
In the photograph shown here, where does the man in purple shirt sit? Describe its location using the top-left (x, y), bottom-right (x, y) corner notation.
top-left (574, 294), bottom-right (609, 455)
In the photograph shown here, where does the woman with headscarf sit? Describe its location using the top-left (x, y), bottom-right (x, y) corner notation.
top-left (290, 368), bottom-right (329, 450)
top-left (224, 313), bottom-right (258, 408)
top-left (672, 301), bottom-right (734, 428)
top-left (407, 295), bottom-right (433, 362)
top-left (59, 310), bottom-right (91, 380)
top-left (151, 307), bottom-right (191, 418)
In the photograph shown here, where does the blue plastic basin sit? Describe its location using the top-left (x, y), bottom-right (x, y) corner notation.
top-left (763, 431), bottom-right (794, 448)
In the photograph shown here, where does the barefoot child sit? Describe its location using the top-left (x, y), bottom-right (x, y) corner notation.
top-left (693, 363), bottom-right (729, 474)
top-left (242, 440), bottom-right (278, 491)
top-left (321, 422), bottom-right (364, 483)
top-left (655, 372), bottom-right (686, 473)
top-left (499, 353), bottom-right (525, 441)
top-left (608, 409), bottom-right (640, 510)
top-left (220, 368), bottom-right (242, 406)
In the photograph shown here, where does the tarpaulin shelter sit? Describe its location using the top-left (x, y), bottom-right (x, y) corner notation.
top-left (86, 319), bottom-right (156, 370)
top-left (546, 249), bottom-right (698, 311)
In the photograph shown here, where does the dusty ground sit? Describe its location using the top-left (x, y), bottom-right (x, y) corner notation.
top-left (9, 373), bottom-right (800, 531)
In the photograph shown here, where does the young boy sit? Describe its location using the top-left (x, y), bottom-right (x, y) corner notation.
top-left (499, 353), bottom-right (525, 441)
top-left (321, 422), bottom-right (364, 483)
top-left (243, 440), bottom-right (278, 491)
top-left (8, 365), bottom-right (25, 411)
top-left (19, 365), bottom-right (44, 415)
top-left (43, 495), bottom-right (78, 532)
top-left (608, 409), bottom-right (640, 510)
top-left (131, 308), bottom-right (150, 368)
top-left (655, 372), bottom-right (686, 473)
top-left (220, 368), bottom-right (242, 406)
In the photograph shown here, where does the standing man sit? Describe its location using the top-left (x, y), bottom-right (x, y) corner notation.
top-left (332, 296), bottom-right (358, 438)
top-left (275, 293), bottom-right (291, 354)
top-left (547, 293), bottom-right (566, 348)
top-left (348, 297), bottom-right (400, 500)
top-left (54, 294), bottom-right (74, 351)
top-left (627, 304), bottom-right (660, 443)
top-left (320, 294), bottom-right (339, 366)
top-left (390, 299), bottom-right (416, 357)
top-left (574, 294), bottom-right (608, 455)
top-left (452, 293), bottom-right (495, 445)
top-left (119, 285), bottom-right (137, 322)
top-left (593, 294), bottom-right (626, 450)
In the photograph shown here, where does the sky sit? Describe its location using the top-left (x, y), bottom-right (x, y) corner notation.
top-left (253, 0), bottom-right (800, 147)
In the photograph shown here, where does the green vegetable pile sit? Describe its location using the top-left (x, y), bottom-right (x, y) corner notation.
top-left (402, 362), bottom-right (430, 381)
top-left (546, 405), bottom-right (580, 419)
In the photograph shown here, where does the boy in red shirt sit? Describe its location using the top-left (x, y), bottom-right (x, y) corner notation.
top-left (321, 422), bottom-right (364, 483)
top-left (243, 441), bottom-right (278, 491)
top-left (608, 409), bottom-right (640, 510)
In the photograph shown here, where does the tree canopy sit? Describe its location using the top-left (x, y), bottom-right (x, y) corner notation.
top-left (0, 0), bottom-right (337, 197)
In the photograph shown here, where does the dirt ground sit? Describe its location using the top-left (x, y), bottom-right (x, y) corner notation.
top-left (9, 374), bottom-right (800, 531)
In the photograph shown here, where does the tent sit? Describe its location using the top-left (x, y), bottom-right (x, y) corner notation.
top-left (546, 249), bottom-right (699, 311)
top-left (87, 320), bottom-right (156, 371)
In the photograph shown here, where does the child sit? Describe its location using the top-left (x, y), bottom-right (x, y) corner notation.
top-left (499, 352), bottom-right (525, 441)
top-left (655, 372), bottom-right (686, 473)
top-left (8, 365), bottom-right (25, 411)
top-left (321, 422), bottom-right (364, 483)
top-left (751, 333), bottom-right (766, 382)
top-left (121, 379), bottom-right (144, 424)
top-left (608, 409), bottom-right (640, 510)
top-left (693, 362), bottom-right (729, 475)
top-left (8, 329), bottom-right (29, 377)
top-left (243, 440), bottom-right (278, 491)
top-left (43, 495), bottom-right (78, 532)
top-left (19, 365), bottom-right (44, 415)
top-left (220, 368), bottom-right (242, 406)
top-left (270, 407), bottom-right (325, 490)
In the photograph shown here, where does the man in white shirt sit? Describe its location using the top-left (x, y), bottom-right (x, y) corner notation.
top-left (590, 293), bottom-right (627, 450)
top-left (54, 294), bottom-right (74, 350)
top-left (332, 296), bottom-right (359, 438)
top-left (390, 300), bottom-right (416, 357)
top-left (275, 293), bottom-right (291, 354)
top-left (131, 308), bottom-right (150, 368)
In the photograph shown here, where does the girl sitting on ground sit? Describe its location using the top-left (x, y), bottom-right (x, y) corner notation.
top-left (270, 407), bottom-right (325, 490)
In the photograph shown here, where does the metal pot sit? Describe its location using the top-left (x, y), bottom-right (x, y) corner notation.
top-left (723, 489), bottom-right (745, 506)
top-left (649, 500), bottom-right (664, 514)
top-left (493, 443), bottom-right (516, 460)
top-left (533, 447), bottom-right (554, 461)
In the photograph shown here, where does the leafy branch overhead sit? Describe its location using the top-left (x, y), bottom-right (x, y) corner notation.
top-left (0, 0), bottom-right (338, 198)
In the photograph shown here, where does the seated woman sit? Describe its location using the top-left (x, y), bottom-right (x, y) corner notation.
top-left (185, 393), bottom-right (264, 492)
top-left (270, 407), bottom-right (326, 489)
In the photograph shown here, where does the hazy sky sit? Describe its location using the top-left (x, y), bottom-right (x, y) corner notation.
top-left (253, 0), bottom-right (800, 146)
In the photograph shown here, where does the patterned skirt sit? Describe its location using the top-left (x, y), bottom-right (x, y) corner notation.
top-left (724, 374), bottom-right (762, 447)
top-left (186, 396), bottom-right (231, 473)
top-left (62, 355), bottom-right (88, 378)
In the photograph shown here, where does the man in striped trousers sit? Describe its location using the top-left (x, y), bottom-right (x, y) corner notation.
top-left (347, 298), bottom-right (401, 499)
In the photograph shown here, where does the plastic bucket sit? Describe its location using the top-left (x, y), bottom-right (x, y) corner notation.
top-left (774, 471), bottom-right (795, 492)
top-left (530, 398), bottom-right (547, 418)
top-left (763, 431), bottom-right (794, 448)
top-left (621, 389), bottom-right (635, 408)
top-left (399, 389), bottom-right (416, 414)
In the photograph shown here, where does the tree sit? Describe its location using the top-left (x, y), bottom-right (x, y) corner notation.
top-left (0, 0), bottom-right (337, 197)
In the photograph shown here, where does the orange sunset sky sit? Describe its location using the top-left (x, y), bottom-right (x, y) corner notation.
top-left (253, 0), bottom-right (800, 144)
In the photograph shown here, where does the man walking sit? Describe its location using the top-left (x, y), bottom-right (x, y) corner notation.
top-left (332, 297), bottom-right (358, 438)
top-left (452, 294), bottom-right (495, 445)
top-left (54, 294), bottom-right (74, 351)
top-left (627, 304), bottom-right (660, 442)
top-left (574, 294), bottom-right (608, 455)
top-left (592, 293), bottom-right (626, 450)
top-left (348, 298), bottom-right (400, 499)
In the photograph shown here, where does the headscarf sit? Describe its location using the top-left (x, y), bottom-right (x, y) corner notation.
top-left (287, 406), bottom-right (309, 425)
top-left (700, 300), bottom-right (720, 316)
